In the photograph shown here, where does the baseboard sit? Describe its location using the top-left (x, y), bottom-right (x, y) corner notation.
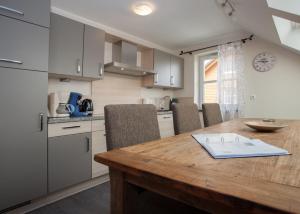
top-left (7, 174), bottom-right (110, 214)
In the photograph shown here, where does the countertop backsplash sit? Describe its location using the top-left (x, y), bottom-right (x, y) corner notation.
top-left (48, 74), bottom-right (174, 115)
top-left (48, 78), bottom-right (92, 103)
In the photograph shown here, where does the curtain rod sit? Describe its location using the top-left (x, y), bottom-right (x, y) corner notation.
top-left (179, 34), bottom-right (254, 55)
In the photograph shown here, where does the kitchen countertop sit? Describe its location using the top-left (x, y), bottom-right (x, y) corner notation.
top-left (48, 115), bottom-right (104, 124)
top-left (47, 110), bottom-right (203, 124)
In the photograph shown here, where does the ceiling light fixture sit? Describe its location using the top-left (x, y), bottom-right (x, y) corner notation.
top-left (132, 2), bottom-right (154, 16)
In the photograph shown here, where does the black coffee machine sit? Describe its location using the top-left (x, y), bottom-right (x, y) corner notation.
top-left (79, 99), bottom-right (94, 116)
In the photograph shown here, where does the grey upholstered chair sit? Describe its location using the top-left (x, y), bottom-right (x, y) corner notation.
top-left (202, 103), bottom-right (223, 127)
top-left (104, 104), bottom-right (204, 214)
top-left (104, 104), bottom-right (160, 150)
top-left (172, 103), bottom-right (202, 135)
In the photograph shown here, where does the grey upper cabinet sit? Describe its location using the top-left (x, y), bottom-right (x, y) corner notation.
top-left (49, 13), bottom-right (106, 80)
top-left (48, 133), bottom-right (92, 193)
top-left (171, 56), bottom-right (184, 88)
top-left (0, 68), bottom-right (48, 211)
top-left (143, 49), bottom-right (184, 89)
top-left (0, 0), bottom-right (50, 27)
top-left (0, 15), bottom-right (49, 72)
top-left (49, 13), bottom-right (84, 77)
top-left (154, 49), bottom-right (171, 87)
top-left (83, 25), bottom-right (105, 79)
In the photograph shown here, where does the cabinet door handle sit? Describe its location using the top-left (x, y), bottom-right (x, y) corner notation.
top-left (0, 5), bottom-right (24, 16)
top-left (86, 137), bottom-right (90, 152)
top-left (163, 116), bottom-right (172, 119)
top-left (154, 73), bottom-right (158, 84)
top-left (170, 76), bottom-right (174, 85)
top-left (39, 113), bottom-right (44, 132)
top-left (76, 59), bottom-right (81, 73)
top-left (0, 58), bottom-right (23, 64)
top-left (99, 63), bottom-right (104, 78)
top-left (62, 125), bottom-right (81, 129)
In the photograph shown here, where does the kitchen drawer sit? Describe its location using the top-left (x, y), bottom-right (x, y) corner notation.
top-left (0, 16), bottom-right (49, 71)
top-left (48, 121), bottom-right (92, 137)
top-left (0, 0), bottom-right (50, 27)
top-left (92, 119), bottom-right (105, 132)
top-left (157, 114), bottom-right (173, 121)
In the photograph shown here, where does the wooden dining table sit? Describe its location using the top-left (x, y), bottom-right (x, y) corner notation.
top-left (94, 119), bottom-right (300, 214)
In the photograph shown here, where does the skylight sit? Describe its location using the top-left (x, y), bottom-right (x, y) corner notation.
top-left (273, 16), bottom-right (300, 52)
top-left (267, 0), bottom-right (300, 16)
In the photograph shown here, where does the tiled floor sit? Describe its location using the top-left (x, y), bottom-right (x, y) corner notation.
top-left (29, 181), bottom-right (206, 214)
top-left (29, 182), bottom-right (110, 214)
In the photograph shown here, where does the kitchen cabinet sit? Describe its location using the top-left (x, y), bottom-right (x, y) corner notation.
top-left (154, 50), bottom-right (171, 87)
top-left (92, 131), bottom-right (108, 178)
top-left (0, 68), bottom-right (48, 211)
top-left (171, 56), bottom-right (184, 88)
top-left (49, 13), bottom-right (84, 78)
top-left (0, 0), bottom-right (50, 27)
top-left (143, 49), bottom-right (184, 89)
top-left (48, 132), bottom-right (92, 193)
top-left (157, 113), bottom-right (175, 138)
top-left (92, 120), bottom-right (108, 178)
top-left (49, 13), bottom-right (105, 80)
top-left (0, 15), bottom-right (49, 72)
top-left (83, 25), bottom-right (105, 79)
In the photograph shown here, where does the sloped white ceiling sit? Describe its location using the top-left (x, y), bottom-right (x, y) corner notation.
top-left (51, 0), bottom-right (244, 50)
top-left (51, 0), bottom-right (300, 53)
top-left (232, 0), bottom-right (300, 54)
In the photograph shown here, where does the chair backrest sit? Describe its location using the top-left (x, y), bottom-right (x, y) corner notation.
top-left (104, 104), bottom-right (161, 151)
top-left (172, 103), bottom-right (202, 135)
top-left (202, 103), bottom-right (223, 127)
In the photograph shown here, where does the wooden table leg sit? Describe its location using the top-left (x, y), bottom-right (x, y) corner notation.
top-left (109, 168), bottom-right (126, 214)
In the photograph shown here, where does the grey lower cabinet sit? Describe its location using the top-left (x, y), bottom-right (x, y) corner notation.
top-left (48, 133), bottom-right (92, 193)
top-left (49, 13), bottom-right (84, 78)
top-left (0, 0), bottom-right (50, 27)
top-left (0, 68), bottom-right (48, 211)
top-left (49, 13), bottom-right (105, 80)
top-left (0, 15), bottom-right (49, 72)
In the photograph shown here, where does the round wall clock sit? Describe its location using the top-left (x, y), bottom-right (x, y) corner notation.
top-left (253, 52), bottom-right (276, 72)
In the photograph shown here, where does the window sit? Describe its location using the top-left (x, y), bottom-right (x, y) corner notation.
top-left (199, 54), bottom-right (219, 104)
top-left (273, 16), bottom-right (300, 52)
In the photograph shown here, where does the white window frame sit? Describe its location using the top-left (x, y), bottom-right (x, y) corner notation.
top-left (198, 53), bottom-right (218, 107)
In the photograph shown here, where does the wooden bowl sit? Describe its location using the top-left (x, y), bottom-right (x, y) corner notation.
top-left (244, 120), bottom-right (288, 132)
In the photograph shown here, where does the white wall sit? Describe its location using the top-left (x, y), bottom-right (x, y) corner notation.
top-left (176, 37), bottom-right (300, 119)
top-left (244, 37), bottom-right (300, 119)
top-left (174, 55), bottom-right (195, 98)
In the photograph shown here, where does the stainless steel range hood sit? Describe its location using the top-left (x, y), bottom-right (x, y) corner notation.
top-left (104, 41), bottom-right (155, 77)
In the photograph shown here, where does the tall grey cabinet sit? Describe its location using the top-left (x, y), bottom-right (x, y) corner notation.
top-left (49, 13), bottom-right (105, 80)
top-left (0, 0), bottom-right (49, 211)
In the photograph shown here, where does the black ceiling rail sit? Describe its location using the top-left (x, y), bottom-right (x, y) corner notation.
top-left (179, 34), bottom-right (254, 55)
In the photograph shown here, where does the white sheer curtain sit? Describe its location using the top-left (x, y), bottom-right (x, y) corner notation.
top-left (217, 42), bottom-right (245, 121)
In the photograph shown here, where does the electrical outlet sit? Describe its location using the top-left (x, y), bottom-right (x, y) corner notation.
top-left (250, 95), bottom-right (256, 101)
